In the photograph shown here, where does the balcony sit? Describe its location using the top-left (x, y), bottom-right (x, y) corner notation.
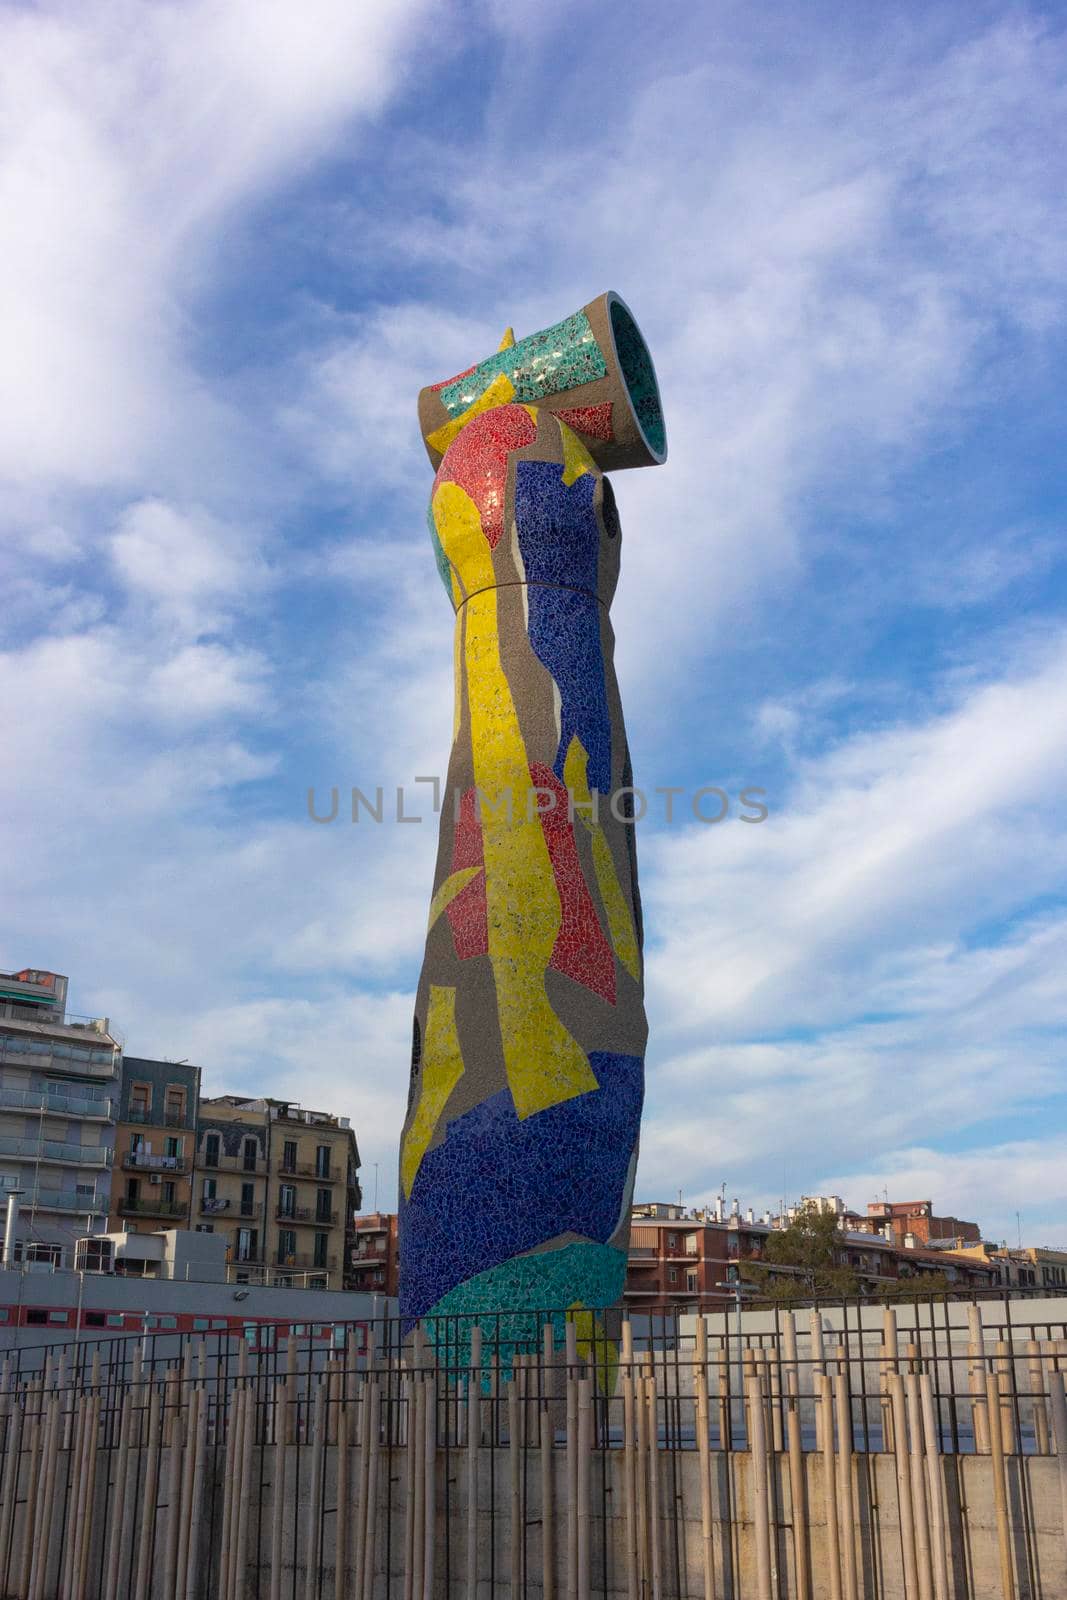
top-left (275, 1205), bottom-right (339, 1226)
top-left (274, 1254), bottom-right (338, 1272)
top-left (277, 1163), bottom-right (337, 1183)
top-left (199, 1152), bottom-right (267, 1175)
top-left (26, 1190), bottom-right (108, 1216)
top-left (127, 1106), bottom-right (192, 1128)
top-left (0, 1034), bottom-right (118, 1077)
top-left (0, 1086), bottom-right (113, 1121)
top-left (199, 1196), bottom-right (231, 1215)
top-left (118, 1197), bottom-right (188, 1220)
top-left (122, 1151), bottom-right (188, 1174)
top-left (0, 1135), bottom-right (112, 1167)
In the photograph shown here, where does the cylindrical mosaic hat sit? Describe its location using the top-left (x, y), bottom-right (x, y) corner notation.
top-left (417, 290), bottom-right (667, 475)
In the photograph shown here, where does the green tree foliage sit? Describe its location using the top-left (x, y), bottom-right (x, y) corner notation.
top-left (877, 1269), bottom-right (952, 1302)
top-left (740, 1202), bottom-right (860, 1303)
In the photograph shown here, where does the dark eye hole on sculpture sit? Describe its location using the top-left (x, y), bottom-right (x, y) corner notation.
top-left (609, 296), bottom-right (667, 461)
top-left (600, 478), bottom-right (621, 540)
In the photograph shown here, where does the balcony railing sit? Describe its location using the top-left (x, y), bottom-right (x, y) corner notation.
top-left (277, 1163), bottom-right (337, 1183)
top-left (118, 1197), bottom-right (188, 1219)
top-left (25, 1190), bottom-right (108, 1216)
top-left (0, 1086), bottom-right (113, 1120)
top-left (275, 1206), bottom-right (339, 1226)
top-left (0, 1135), bottom-right (112, 1167)
top-left (122, 1151), bottom-right (188, 1173)
top-left (274, 1254), bottom-right (338, 1272)
top-left (199, 1152), bottom-right (267, 1175)
top-left (0, 1035), bottom-right (118, 1074)
top-left (199, 1196), bottom-right (231, 1214)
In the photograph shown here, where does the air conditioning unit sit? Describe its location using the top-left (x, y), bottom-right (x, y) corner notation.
top-left (149, 1175), bottom-right (162, 1186)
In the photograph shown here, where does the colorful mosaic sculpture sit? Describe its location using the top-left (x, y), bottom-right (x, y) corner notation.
top-left (401, 293), bottom-right (667, 1361)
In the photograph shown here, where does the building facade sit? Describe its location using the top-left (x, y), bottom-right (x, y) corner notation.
top-left (193, 1096), bottom-right (361, 1288)
top-left (349, 1212), bottom-right (399, 1298)
top-left (267, 1101), bottom-right (361, 1286)
top-left (108, 1056), bottom-right (201, 1234)
top-left (0, 968), bottom-right (121, 1267)
top-left (193, 1096), bottom-right (271, 1273)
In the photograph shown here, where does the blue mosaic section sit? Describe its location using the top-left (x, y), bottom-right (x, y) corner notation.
top-left (421, 1241), bottom-right (629, 1374)
top-left (515, 461), bottom-right (611, 792)
top-left (399, 1051), bottom-right (643, 1324)
top-left (439, 310), bottom-right (607, 418)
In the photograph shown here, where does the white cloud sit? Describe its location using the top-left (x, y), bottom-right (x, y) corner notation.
top-left (0, 0), bottom-right (432, 491)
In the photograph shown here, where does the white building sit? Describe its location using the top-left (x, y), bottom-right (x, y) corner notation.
top-left (0, 968), bottom-right (121, 1267)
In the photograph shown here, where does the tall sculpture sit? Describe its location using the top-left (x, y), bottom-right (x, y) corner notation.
top-left (400, 293), bottom-right (667, 1355)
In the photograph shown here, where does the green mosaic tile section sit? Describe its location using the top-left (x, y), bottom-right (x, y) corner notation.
top-left (423, 1241), bottom-right (627, 1383)
top-left (609, 299), bottom-right (666, 457)
top-left (439, 310), bottom-right (607, 417)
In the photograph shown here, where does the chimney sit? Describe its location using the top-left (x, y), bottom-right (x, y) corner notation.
top-left (2, 1191), bottom-right (21, 1266)
top-left (745, 1207), bottom-right (754, 1224)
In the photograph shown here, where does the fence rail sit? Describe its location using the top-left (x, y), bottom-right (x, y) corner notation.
top-left (0, 1300), bottom-right (1066, 1596)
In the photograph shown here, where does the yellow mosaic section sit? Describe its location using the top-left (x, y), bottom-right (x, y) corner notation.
top-left (401, 984), bottom-right (466, 1199)
top-left (427, 865), bottom-right (484, 932)
top-left (557, 416), bottom-right (597, 487)
top-left (427, 370), bottom-right (516, 457)
top-left (432, 480), bottom-right (598, 1120)
top-left (567, 1302), bottom-right (620, 1397)
top-left (563, 735), bottom-right (640, 982)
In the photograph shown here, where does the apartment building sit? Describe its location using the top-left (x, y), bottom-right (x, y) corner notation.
top-left (194, 1096), bottom-right (271, 1272)
top-left (0, 968), bottom-right (121, 1267)
top-left (108, 1056), bottom-right (201, 1233)
top-left (349, 1212), bottom-right (399, 1297)
top-left (193, 1095), bottom-right (361, 1287)
top-left (267, 1100), bottom-right (361, 1286)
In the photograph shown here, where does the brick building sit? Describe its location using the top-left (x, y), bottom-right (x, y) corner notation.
top-left (864, 1199), bottom-right (981, 1248)
top-left (349, 1212), bottom-right (399, 1298)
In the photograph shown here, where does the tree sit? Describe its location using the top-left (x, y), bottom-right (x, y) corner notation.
top-left (877, 1269), bottom-right (952, 1303)
top-left (740, 1202), bottom-right (860, 1304)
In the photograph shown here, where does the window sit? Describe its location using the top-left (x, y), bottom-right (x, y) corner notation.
top-left (315, 1188), bottom-right (332, 1223)
top-left (195, 1224), bottom-right (214, 1234)
top-left (130, 1082), bottom-right (151, 1117)
top-left (278, 1228), bottom-right (296, 1263)
top-left (315, 1145), bottom-right (331, 1179)
top-left (236, 1228), bottom-right (258, 1262)
top-left (282, 1140), bottom-right (297, 1173)
top-left (85, 1311), bottom-right (106, 1328)
top-left (202, 1177), bottom-right (217, 1201)
top-left (204, 1133), bottom-right (220, 1168)
top-left (27, 1309), bottom-right (48, 1325)
top-left (241, 1182), bottom-right (256, 1217)
top-left (686, 1270), bottom-right (697, 1292)
top-left (165, 1136), bottom-right (181, 1159)
top-left (668, 1267), bottom-right (677, 1285)
top-left (242, 1138), bottom-right (258, 1172)
top-left (126, 1178), bottom-right (139, 1202)
top-left (313, 1232), bottom-right (328, 1268)
top-left (162, 1181), bottom-right (175, 1204)
top-left (165, 1086), bottom-right (185, 1123)
top-left (130, 1131), bottom-right (145, 1153)
top-left (106, 1314), bottom-right (124, 1328)
top-left (279, 1184), bottom-right (296, 1218)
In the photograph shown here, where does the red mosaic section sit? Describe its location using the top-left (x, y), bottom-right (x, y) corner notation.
top-left (435, 405), bottom-right (538, 549)
top-left (531, 763), bottom-right (616, 1005)
top-left (446, 788), bottom-right (488, 959)
top-left (428, 362), bottom-right (476, 393)
top-left (554, 403), bottom-right (615, 443)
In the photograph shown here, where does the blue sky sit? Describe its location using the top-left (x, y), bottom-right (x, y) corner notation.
top-left (3, 0), bottom-right (1067, 1241)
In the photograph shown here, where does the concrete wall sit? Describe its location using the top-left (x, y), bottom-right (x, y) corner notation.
top-left (2, 1439), bottom-right (1064, 1598)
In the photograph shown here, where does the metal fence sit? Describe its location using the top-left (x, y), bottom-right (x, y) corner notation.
top-left (0, 1297), bottom-right (1065, 1597)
